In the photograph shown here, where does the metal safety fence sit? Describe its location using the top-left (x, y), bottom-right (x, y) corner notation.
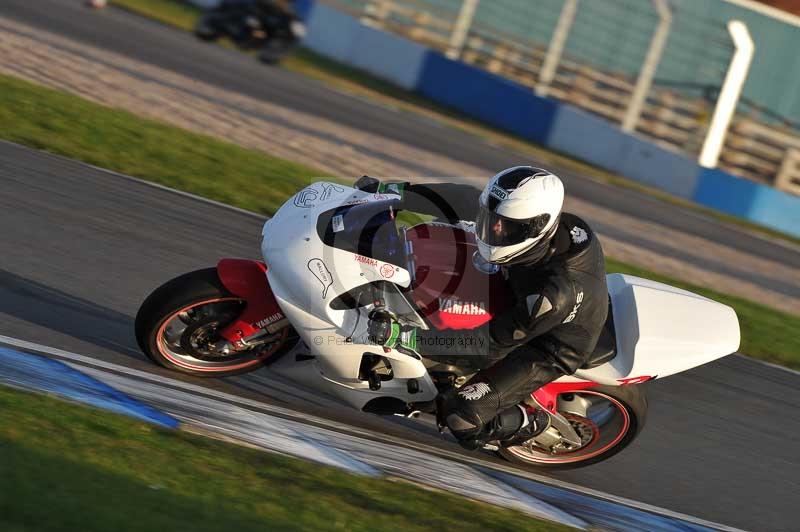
top-left (326, 0), bottom-right (800, 194)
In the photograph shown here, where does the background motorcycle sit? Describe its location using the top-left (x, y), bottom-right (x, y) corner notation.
top-left (135, 183), bottom-right (740, 469)
top-left (194, 0), bottom-right (305, 64)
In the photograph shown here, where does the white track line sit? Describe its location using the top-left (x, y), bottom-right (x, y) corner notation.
top-left (0, 333), bottom-right (744, 531)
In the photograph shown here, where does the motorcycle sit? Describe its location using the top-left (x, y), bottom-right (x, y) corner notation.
top-left (194, 0), bottom-right (305, 64)
top-left (135, 182), bottom-right (741, 468)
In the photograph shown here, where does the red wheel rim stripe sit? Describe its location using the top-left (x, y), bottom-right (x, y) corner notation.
top-left (156, 297), bottom-right (286, 372)
top-left (508, 390), bottom-right (632, 464)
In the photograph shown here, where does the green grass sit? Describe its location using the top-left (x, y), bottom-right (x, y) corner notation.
top-left (111, 0), bottom-right (800, 247)
top-left (112, 0), bottom-right (197, 29)
top-left (0, 75), bottom-right (327, 215)
top-left (0, 385), bottom-right (567, 532)
top-left (0, 72), bottom-right (796, 368)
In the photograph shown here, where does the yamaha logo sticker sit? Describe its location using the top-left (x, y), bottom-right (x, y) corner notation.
top-left (438, 297), bottom-right (487, 316)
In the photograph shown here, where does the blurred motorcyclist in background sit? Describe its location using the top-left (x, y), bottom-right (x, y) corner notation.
top-left (357, 166), bottom-right (608, 449)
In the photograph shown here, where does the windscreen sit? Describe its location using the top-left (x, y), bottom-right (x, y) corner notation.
top-left (316, 198), bottom-right (404, 266)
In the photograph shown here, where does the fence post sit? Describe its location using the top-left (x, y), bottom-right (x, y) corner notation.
top-left (622, 0), bottom-right (672, 133)
top-left (536, 0), bottom-right (579, 97)
top-left (446, 0), bottom-right (481, 60)
top-left (699, 20), bottom-right (755, 168)
top-left (361, 0), bottom-right (391, 27)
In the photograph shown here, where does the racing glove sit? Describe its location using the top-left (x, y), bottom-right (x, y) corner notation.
top-left (367, 309), bottom-right (418, 355)
top-left (353, 176), bottom-right (408, 197)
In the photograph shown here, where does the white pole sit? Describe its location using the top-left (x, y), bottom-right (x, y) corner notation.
top-left (536, 0), bottom-right (579, 97)
top-left (699, 20), bottom-right (755, 168)
top-left (446, 0), bottom-right (480, 60)
top-left (622, 0), bottom-right (672, 133)
top-left (361, 1), bottom-right (391, 27)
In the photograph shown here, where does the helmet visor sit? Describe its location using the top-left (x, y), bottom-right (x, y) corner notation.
top-left (476, 207), bottom-right (550, 247)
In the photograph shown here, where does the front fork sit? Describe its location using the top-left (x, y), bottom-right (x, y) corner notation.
top-left (214, 259), bottom-right (289, 351)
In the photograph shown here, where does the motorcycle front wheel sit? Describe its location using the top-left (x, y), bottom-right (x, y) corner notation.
top-left (135, 268), bottom-right (293, 377)
top-left (498, 385), bottom-right (647, 469)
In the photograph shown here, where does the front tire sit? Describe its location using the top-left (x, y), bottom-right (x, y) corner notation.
top-left (135, 268), bottom-right (290, 377)
top-left (498, 385), bottom-right (648, 469)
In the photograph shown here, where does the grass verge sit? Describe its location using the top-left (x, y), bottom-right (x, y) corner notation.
top-left (0, 73), bottom-right (796, 368)
top-left (110, 0), bottom-right (800, 247)
top-left (0, 75), bottom-right (326, 214)
top-left (0, 385), bottom-right (567, 532)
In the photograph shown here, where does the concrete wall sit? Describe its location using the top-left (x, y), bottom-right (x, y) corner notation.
top-left (416, 52), bottom-right (557, 145)
top-left (303, 4), bottom-right (426, 90)
top-left (295, 0), bottom-right (800, 237)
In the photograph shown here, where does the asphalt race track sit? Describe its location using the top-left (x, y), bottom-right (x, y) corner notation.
top-left (1, 142), bottom-right (799, 531)
top-left (2, 0), bottom-right (800, 282)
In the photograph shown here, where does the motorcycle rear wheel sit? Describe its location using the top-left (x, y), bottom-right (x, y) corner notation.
top-left (257, 38), bottom-right (292, 64)
top-left (498, 385), bottom-right (647, 469)
top-left (135, 268), bottom-right (292, 377)
top-left (194, 16), bottom-right (220, 41)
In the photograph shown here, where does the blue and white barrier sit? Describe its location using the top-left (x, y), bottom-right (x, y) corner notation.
top-left (416, 52), bottom-right (558, 145)
top-left (298, 1), bottom-right (800, 238)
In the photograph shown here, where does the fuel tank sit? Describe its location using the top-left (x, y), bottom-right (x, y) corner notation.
top-left (406, 223), bottom-right (512, 330)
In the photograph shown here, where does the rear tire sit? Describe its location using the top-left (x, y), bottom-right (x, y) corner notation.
top-left (257, 38), bottom-right (292, 64)
top-left (135, 268), bottom-right (291, 377)
top-left (498, 385), bottom-right (648, 469)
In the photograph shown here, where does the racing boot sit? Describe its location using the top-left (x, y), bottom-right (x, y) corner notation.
top-left (472, 404), bottom-right (550, 447)
top-left (494, 406), bottom-right (551, 447)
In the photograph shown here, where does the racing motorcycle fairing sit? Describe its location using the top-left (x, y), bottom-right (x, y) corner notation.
top-left (263, 183), bottom-right (413, 329)
top-left (574, 274), bottom-right (741, 384)
top-left (216, 258), bottom-right (286, 343)
top-left (260, 181), bottom-right (740, 413)
top-left (262, 183), bottom-right (438, 409)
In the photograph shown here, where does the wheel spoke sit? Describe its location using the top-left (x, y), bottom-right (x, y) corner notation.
top-left (500, 390), bottom-right (632, 465)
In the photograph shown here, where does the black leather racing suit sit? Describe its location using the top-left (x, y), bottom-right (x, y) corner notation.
top-left (398, 182), bottom-right (609, 444)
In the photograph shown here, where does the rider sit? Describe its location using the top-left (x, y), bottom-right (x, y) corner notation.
top-left (357, 166), bottom-right (609, 449)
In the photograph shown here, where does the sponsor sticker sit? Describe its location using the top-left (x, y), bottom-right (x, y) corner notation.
top-left (354, 254), bottom-right (378, 266)
top-left (570, 226), bottom-right (588, 244)
top-left (255, 312), bottom-right (284, 329)
top-left (489, 185), bottom-right (508, 200)
top-left (562, 290), bottom-right (584, 323)
top-left (438, 297), bottom-right (487, 316)
top-left (307, 258), bottom-right (333, 299)
top-left (293, 183), bottom-right (345, 208)
top-left (458, 382), bottom-right (491, 400)
top-left (332, 214), bottom-right (345, 233)
top-left (380, 264), bottom-right (395, 278)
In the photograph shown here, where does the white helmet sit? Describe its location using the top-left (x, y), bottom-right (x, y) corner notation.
top-left (475, 166), bottom-right (564, 265)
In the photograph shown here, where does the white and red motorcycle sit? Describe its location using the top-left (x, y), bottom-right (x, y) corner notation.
top-left (135, 182), bottom-right (740, 468)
